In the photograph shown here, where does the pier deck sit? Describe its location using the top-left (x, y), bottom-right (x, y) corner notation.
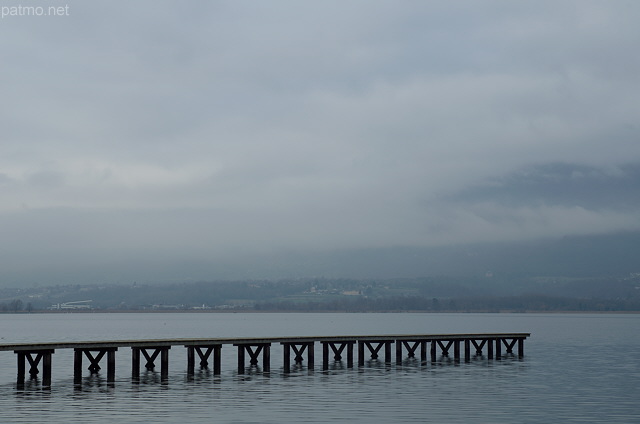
top-left (0, 333), bottom-right (530, 387)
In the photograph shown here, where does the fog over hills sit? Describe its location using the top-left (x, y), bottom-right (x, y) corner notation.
top-left (2, 231), bottom-right (638, 288)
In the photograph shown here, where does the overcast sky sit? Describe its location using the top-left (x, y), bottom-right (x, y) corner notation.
top-left (1, 1), bottom-right (639, 284)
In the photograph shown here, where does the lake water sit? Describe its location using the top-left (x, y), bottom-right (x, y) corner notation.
top-left (0, 312), bottom-right (638, 423)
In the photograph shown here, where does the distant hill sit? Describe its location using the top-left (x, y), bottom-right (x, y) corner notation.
top-left (1, 231), bottom-right (638, 287)
top-left (244, 231), bottom-right (640, 279)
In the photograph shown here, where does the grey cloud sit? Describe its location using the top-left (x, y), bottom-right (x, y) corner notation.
top-left (26, 170), bottom-right (66, 190)
top-left (0, 173), bottom-right (13, 185)
top-left (0, 1), bottom-right (639, 284)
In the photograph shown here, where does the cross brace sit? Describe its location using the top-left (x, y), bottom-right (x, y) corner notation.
top-left (131, 347), bottom-right (170, 379)
top-left (73, 348), bottom-right (117, 383)
top-left (395, 340), bottom-right (427, 364)
top-left (471, 339), bottom-right (487, 355)
top-left (186, 345), bottom-right (222, 375)
top-left (281, 342), bottom-right (314, 372)
top-left (321, 341), bottom-right (355, 370)
top-left (358, 340), bottom-right (392, 365)
top-left (235, 343), bottom-right (271, 374)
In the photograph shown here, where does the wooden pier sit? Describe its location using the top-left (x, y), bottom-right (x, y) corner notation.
top-left (0, 333), bottom-right (530, 387)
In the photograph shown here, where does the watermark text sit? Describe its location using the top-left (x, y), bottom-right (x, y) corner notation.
top-left (2, 4), bottom-right (70, 19)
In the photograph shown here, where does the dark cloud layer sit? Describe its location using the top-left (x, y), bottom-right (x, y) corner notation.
top-left (451, 162), bottom-right (640, 210)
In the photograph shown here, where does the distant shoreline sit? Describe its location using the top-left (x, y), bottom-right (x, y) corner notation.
top-left (5, 309), bottom-right (639, 314)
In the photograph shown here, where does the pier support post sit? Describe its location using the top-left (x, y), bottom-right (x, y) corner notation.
top-left (214, 345), bottom-right (222, 375)
top-left (161, 348), bottom-right (169, 379)
top-left (74, 349), bottom-right (83, 384)
top-left (17, 352), bottom-right (25, 383)
top-left (464, 340), bottom-right (471, 362)
top-left (308, 342), bottom-right (315, 368)
top-left (108, 349), bottom-right (116, 382)
top-left (43, 352), bottom-right (52, 387)
top-left (264, 344), bottom-right (271, 371)
top-left (132, 348), bottom-right (140, 379)
top-left (187, 347), bottom-right (194, 373)
top-left (518, 338), bottom-right (525, 358)
top-left (322, 342), bottom-right (329, 370)
top-left (283, 344), bottom-right (290, 372)
top-left (237, 345), bottom-right (245, 374)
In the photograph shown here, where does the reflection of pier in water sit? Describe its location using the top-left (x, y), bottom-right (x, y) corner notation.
top-left (1, 333), bottom-right (530, 387)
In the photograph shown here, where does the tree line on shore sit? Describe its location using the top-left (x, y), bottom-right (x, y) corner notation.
top-left (254, 294), bottom-right (640, 312)
top-left (1, 274), bottom-right (639, 312)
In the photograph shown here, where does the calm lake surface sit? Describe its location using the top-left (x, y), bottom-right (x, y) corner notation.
top-left (0, 312), bottom-right (638, 423)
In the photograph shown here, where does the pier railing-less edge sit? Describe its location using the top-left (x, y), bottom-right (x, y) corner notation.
top-left (0, 333), bottom-right (530, 387)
